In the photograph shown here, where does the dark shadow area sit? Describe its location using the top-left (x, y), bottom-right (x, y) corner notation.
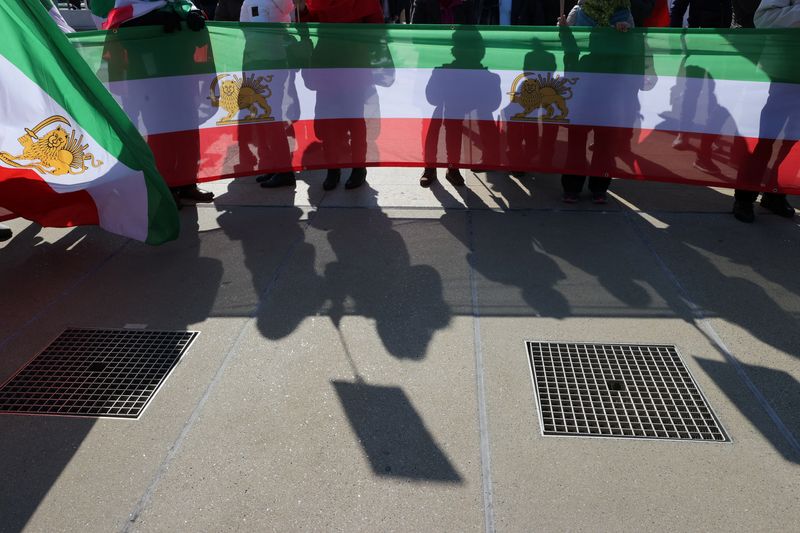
top-left (319, 190), bottom-right (450, 359)
top-left (0, 417), bottom-right (96, 533)
top-left (649, 213), bottom-right (800, 359)
top-left (0, 224), bottom-right (112, 344)
top-left (695, 356), bottom-right (799, 464)
top-left (0, 209), bottom-right (223, 532)
top-left (332, 380), bottom-right (462, 481)
top-left (214, 199), bottom-right (323, 329)
top-left (432, 184), bottom-right (572, 317)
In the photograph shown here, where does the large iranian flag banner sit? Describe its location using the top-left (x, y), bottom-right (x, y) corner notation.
top-left (0, 0), bottom-right (178, 244)
top-left (70, 23), bottom-right (800, 194)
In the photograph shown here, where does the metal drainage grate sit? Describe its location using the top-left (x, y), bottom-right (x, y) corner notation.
top-left (526, 342), bottom-right (728, 441)
top-left (0, 328), bottom-right (198, 419)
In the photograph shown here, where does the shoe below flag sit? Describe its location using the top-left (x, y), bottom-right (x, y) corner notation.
top-left (0, 0), bottom-right (179, 244)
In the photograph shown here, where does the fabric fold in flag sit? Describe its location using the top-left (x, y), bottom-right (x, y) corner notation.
top-left (40, 0), bottom-right (76, 33)
top-left (0, 0), bottom-right (179, 244)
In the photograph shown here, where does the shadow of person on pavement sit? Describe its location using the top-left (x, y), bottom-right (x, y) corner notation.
top-left (430, 185), bottom-right (572, 318)
top-left (319, 187), bottom-right (450, 359)
top-left (0, 204), bottom-right (224, 532)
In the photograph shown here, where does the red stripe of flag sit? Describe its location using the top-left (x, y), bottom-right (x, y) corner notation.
top-left (0, 167), bottom-right (99, 227)
top-left (101, 5), bottom-right (135, 29)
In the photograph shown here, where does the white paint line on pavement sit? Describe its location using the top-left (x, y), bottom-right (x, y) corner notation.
top-left (466, 210), bottom-right (496, 533)
top-left (65, 234), bottom-right (86, 251)
top-left (619, 206), bottom-right (800, 457)
top-left (610, 192), bottom-right (670, 229)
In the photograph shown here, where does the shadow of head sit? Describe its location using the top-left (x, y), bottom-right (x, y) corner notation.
top-left (450, 26), bottom-right (486, 66)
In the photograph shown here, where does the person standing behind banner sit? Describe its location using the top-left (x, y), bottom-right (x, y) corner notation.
top-left (669, 0), bottom-right (731, 177)
top-left (104, 2), bottom-right (216, 207)
top-left (304, 0), bottom-right (386, 191)
top-left (558, 0), bottom-right (633, 204)
top-left (214, 0), bottom-right (242, 20)
top-left (411, 0), bottom-right (475, 188)
top-left (565, 0), bottom-right (649, 25)
top-left (669, 0), bottom-right (732, 27)
top-left (240, 0), bottom-right (300, 21)
top-left (237, 0), bottom-right (305, 189)
top-left (729, 0), bottom-right (798, 222)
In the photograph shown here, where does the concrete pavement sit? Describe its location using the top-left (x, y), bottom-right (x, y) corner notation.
top-left (0, 168), bottom-right (798, 532)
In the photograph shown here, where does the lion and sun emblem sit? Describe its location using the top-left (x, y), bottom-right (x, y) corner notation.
top-left (508, 72), bottom-right (579, 123)
top-left (209, 72), bottom-right (275, 125)
top-left (0, 115), bottom-right (103, 177)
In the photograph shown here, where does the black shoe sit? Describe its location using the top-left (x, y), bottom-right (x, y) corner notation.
top-left (419, 168), bottom-right (437, 188)
top-left (323, 169), bottom-right (341, 191)
top-left (345, 167), bottom-right (367, 190)
top-left (260, 172), bottom-right (296, 188)
top-left (760, 195), bottom-right (795, 218)
top-left (445, 168), bottom-right (465, 187)
top-left (510, 171), bottom-right (526, 179)
top-left (732, 200), bottom-right (755, 223)
top-left (173, 185), bottom-right (214, 204)
top-left (255, 173), bottom-right (275, 183)
top-left (0, 223), bottom-right (12, 242)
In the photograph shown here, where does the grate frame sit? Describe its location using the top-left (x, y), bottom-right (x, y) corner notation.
top-left (526, 341), bottom-right (729, 442)
top-left (0, 328), bottom-right (198, 419)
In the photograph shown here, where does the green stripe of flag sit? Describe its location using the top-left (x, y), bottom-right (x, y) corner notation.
top-left (68, 23), bottom-right (799, 85)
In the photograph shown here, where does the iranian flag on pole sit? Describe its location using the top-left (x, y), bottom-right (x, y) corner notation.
top-left (89, 0), bottom-right (196, 30)
top-left (0, 0), bottom-right (179, 244)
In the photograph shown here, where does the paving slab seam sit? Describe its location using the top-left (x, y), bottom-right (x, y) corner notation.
top-left (615, 197), bottom-right (800, 457)
top-left (466, 209), bottom-right (496, 533)
top-left (0, 239), bottom-right (130, 356)
top-left (120, 217), bottom-right (315, 533)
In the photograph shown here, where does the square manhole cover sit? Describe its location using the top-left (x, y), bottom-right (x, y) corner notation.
top-left (526, 342), bottom-right (728, 441)
top-left (0, 328), bottom-right (198, 419)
